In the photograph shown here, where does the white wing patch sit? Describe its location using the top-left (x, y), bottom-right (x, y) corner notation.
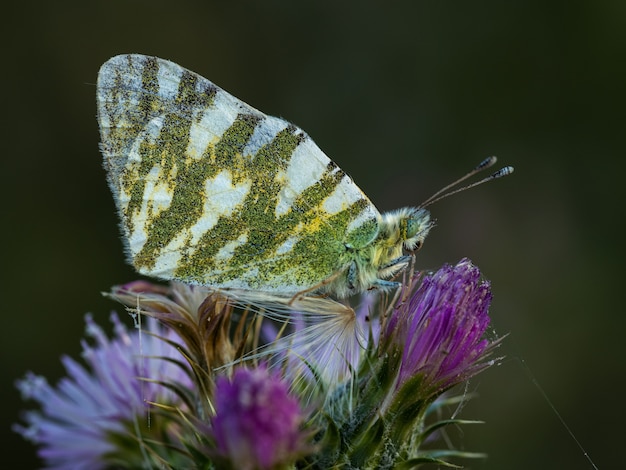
top-left (322, 175), bottom-right (364, 215)
top-left (275, 137), bottom-right (330, 216)
top-left (186, 110), bottom-right (216, 160)
top-left (188, 170), bottom-right (251, 245)
top-left (243, 116), bottom-right (290, 158)
top-left (126, 164), bottom-right (174, 256)
top-left (203, 170), bottom-right (251, 225)
top-left (275, 235), bottom-right (299, 256)
top-left (126, 116), bottom-right (164, 165)
top-left (215, 232), bottom-right (249, 263)
top-left (155, 60), bottom-right (183, 102)
top-left (185, 93), bottom-right (240, 160)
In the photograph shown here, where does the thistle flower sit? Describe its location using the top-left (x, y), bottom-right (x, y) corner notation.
top-left (16, 258), bottom-right (502, 469)
top-left (14, 313), bottom-right (193, 469)
top-left (383, 257), bottom-right (500, 397)
top-left (212, 365), bottom-right (311, 470)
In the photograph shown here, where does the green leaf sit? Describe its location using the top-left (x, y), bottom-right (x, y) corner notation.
top-left (417, 419), bottom-right (484, 445)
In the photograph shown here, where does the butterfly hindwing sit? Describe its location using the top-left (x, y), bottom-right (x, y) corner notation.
top-left (97, 54), bottom-right (382, 294)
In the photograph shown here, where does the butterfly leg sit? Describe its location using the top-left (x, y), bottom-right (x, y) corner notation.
top-left (371, 279), bottom-right (401, 291)
top-left (370, 254), bottom-right (415, 293)
top-left (379, 255), bottom-right (412, 271)
top-left (346, 261), bottom-right (357, 291)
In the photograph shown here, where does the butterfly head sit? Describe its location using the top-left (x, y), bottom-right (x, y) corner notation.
top-left (401, 207), bottom-right (432, 251)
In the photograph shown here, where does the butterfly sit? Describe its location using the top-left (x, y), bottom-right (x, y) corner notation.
top-left (97, 54), bottom-right (511, 299)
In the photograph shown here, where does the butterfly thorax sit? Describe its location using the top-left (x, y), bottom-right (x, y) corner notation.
top-left (325, 207), bottom-right (432, 297)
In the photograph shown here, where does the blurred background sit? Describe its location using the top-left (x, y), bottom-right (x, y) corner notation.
top-left (2, 1), bottom-right (623, 468)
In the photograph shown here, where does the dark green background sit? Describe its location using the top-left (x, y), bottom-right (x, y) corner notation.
top-left (2, 1), bottom-right (622, 468)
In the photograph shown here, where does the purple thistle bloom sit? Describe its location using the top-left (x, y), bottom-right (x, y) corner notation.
top-left (212, 366), bottom-right (310, 470)
top-left (384, 258), bottom-right (500, 395)
top-left (14, 313), bottom-right (192, 470)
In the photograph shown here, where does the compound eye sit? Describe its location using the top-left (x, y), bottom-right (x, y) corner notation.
top-left (406, 218), bottom-right (420, 238)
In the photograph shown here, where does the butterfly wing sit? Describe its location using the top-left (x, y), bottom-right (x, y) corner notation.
top-left (97, 54), bottom-right (381, 294)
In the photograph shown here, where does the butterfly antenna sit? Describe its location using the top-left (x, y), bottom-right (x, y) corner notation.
top-left (420, 156), bottom-right (514, 208)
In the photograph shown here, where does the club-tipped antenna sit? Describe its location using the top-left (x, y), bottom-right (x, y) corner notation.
top-left (420, 156), bottom-right (514, 208)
